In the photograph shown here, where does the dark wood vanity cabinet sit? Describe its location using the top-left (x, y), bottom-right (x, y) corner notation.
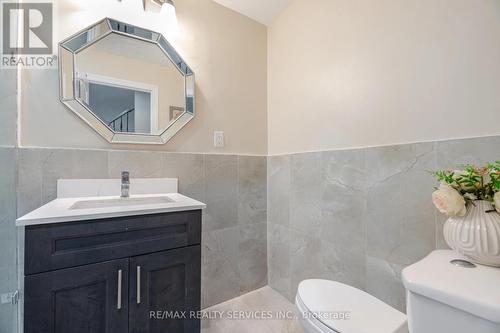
top-left (25, 259), bottom-right (130, 333)
top-left (129, 247), bottom-right (201, 333)
top-left (24, 210), bottom-right (202, 333)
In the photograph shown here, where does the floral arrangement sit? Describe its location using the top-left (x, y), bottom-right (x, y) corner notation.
top-left (432, 161), bottom-right (500, 217)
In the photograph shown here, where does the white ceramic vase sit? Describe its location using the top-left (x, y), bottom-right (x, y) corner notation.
top-left (443, 200), bottom-right (500, 267)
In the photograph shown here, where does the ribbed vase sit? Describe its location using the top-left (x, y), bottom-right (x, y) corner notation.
top-left (443, 200), bottom-right (500, 267)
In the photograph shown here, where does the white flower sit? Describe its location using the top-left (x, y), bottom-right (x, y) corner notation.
top-left (495, 192), bottom-right (500, 214)
top-left (432, 183), bottom-right (467, 217)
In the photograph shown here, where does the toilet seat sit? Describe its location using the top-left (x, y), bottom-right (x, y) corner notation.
top-left (296, 279), bottom-right (408, 333)
top-left (296, 292), bottom-right (338, 333)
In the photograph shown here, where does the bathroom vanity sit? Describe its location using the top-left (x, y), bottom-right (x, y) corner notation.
top-left (17, 179), bottom-right (206, 333)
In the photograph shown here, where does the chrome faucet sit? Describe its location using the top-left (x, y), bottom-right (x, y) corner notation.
top-left (121, 171), bottom-right (130, 198)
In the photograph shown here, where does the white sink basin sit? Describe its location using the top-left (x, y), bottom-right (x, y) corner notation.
top-left (70, 196), bottom-right (175, 210)
top-left (16, 178), bottom-right (206, 227)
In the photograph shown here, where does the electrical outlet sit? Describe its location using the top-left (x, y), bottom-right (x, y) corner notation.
top-left (214, 131), bottom-right (224, 148)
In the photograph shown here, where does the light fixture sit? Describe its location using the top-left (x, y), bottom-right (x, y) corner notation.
top-left (143, 0), bottom-right (175, 13)
top-left (141, 0), bottom-right (178, 38)
top-left (156, 0), bottom-right (174, 6)
top-left (161, 0), bottom-right (176, 20)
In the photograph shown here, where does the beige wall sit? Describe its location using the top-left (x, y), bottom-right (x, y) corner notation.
top-left (20, 0), bottom-right (268, 155)
top-left (268, 0), bottom-right (500, 155)
top-left (19, 0), bottom-right (500, 155)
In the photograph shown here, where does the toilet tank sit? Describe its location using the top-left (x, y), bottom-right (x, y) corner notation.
top-left (402, 251), bottom-right (500, 333)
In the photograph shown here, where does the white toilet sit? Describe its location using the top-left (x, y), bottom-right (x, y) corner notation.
top-left (295, 250), bottom-right (500, 333)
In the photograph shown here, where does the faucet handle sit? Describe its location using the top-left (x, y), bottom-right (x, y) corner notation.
top-left (121, 171), bottom-right (130, 183)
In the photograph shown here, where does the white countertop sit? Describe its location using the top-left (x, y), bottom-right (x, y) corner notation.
top-left (16, 193), bottom-right (206, 227)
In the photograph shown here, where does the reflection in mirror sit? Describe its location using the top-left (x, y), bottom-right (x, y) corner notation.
top-left (75, 33), bottom-right (185, 135)
top-left (59, 18), bottom-right (195, 144)
top-left (82, 83), bottom-right (152, 134)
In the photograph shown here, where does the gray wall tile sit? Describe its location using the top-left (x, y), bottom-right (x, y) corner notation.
top-left (366, 256), bottom-right (405, 312)
top-left (238, 156), bottom-right (267, 226)
top-left (203, 155), bottom-right (238, 232)
top-left (320, 149), bottom-right (367, 289)
top-left (436, 136), bottom-right (500, 168)
top-left (0, 268), bottom-right (17, 333)
top-left (17, 148), bottom-right (109, 214)
top-left (321, 149), bottom-right (367, 289)
top-left (268, 223), bottom-right (291, 301)
top-left (268, 138), bottom-right (499, 311)
top-left (0, 148), bottom-right (18, 270)
top-left (290, 153), bottom-right (322, 238)
top-left (162, 153), bottom-right (205, 201)
top-left (289, 229), bottom-right (322, 302)
top-left (0, 148), bottom-right (18, 332)
top-left (0, 148), bottom-right (17, 222)
top-left (202, 227), bottom-right (241, 308)
top-left (17, 149), bottom-right (42, 217)
top-left (321, 239), bottom-right (366, 290)
top-left (0, 64), bottom-right (20, 332)
top-left (268, 155), bottom-right (290, 228)
top-left (366, 143), bottom-right (436, 267)
top-left (322, 149), bottom-right (366, 192)
top-left (108, 150), bottom-right (161, 178)
top-left (239, 222), bottom-right (268, 293)
top-left (38, 149), bottom-right (109, 203)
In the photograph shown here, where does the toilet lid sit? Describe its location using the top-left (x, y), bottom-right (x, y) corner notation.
top-left (297, 280), bottom-right (407, 333)
top-left (403, 250), bottom-right (500, 324)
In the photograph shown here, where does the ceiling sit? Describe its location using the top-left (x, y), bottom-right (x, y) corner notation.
top-left (212, 0), bottom-right (294, 26)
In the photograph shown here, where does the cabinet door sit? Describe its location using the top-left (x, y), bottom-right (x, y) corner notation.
top-left (129, 246), bottom-right (201, 333)
top-left (25, 259), bottom-right (129, 333)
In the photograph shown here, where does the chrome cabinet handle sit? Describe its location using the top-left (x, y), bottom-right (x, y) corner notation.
top-left (117, 269), bottom-right (122, 310)
top-left (137, 266), bottom-right (141, 304)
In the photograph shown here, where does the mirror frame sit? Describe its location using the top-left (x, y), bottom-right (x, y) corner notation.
top-left (59, 18), bottom-right (195, 145)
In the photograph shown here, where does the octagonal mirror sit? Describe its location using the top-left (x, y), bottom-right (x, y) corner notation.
top-left (59, 18), bottom-right (195, 144)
